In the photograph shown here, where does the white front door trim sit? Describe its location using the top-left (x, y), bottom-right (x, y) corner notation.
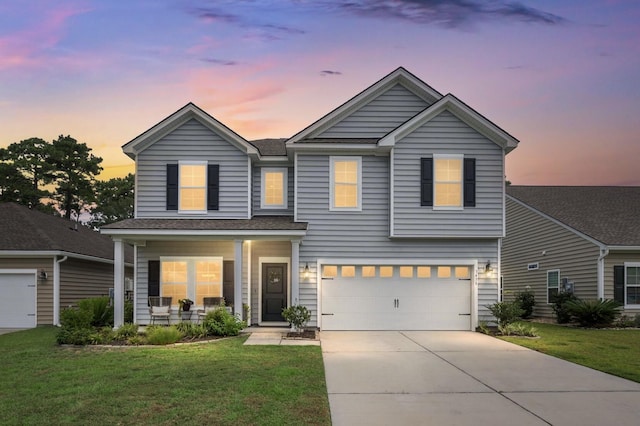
top-left (257, 256), bottom-right (291, 326)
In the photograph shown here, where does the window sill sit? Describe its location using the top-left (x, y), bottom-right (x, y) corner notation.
top-left (178, 210), bottom-right (208, 215)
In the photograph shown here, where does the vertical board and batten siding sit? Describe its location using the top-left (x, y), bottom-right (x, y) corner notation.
top-left (317, 84), bottom-right (430, 138)
top-left (251, 166), bottom-right (294, 216)
top-left (0, 257), bottom-right (53, 325)
top-left (135, 119), bottom-right (249, 218)
top-left (59, 258), bottom-right (133, 308)
top-left (604, 251), bottom-right (640, 315)
top-left (136, 241), bottom-right (238, 324)
top-left (502, 198), bottom-right (601, 318)
top-left (249, 241), bottom-right (291, 325)
top-left (393, 111), bottom-right (504, 237)
top-left (296, 154), bottom-right (499, 326)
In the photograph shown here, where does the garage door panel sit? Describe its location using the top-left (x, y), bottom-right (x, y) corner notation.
top-left (0, 273), bottom-right (37, 328)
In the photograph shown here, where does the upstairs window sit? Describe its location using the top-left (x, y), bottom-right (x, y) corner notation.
top-left (166, 162), bottom-right (219, 212)
top-left (261, 168), bottom-right (287, 209)
top-left (330, 156), bottom-right (362, 211)
top-left (421, 156), bottom-right (475, 208)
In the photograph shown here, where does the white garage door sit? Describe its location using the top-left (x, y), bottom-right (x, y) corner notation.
top-left (321, 264), bottom-right (472, 331)
top-left (0, 272), bottom-right (37, 328)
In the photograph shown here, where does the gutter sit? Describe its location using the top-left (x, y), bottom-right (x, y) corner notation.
top-left (597, 248), bottom-right (609, 300)
top-left (54, 255), bottom-right (68, 326)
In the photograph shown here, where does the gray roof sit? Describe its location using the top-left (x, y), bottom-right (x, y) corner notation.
top-left (506, 186), bottom-right (640, 246)
top-left (296, 138), bottom-right (379, 144)
top-left (249, 138), bottom-right (287, 156)
top-left (0, 202), bottom-right (133, 262)
top-left (102, 216), bottom-right (308, 231)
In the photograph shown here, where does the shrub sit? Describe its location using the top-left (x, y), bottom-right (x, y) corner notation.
top-left (114, 323), bottom-right (139, 340)
top-left (498, 322), bottom-right (538, 337)
top-left (203, 308), bottom-right (246, 337)
top-left (614, 315), bottom-right (635, 328)
top-left (486, 301), bottom-right (523, 326)
top-left (282, 305), bottom-right (311, 331)
top-left (59, 305), bottom-right (93, 329)
top-left (551, 292), bottom-right (577, 324)
top-left (56, 327), bottom-right (95, 345)
top-left (565, 299), bottom-right (621, 327)
top-left (476, 321), bottom-right (491, 335)
top-left (78, 297), bottom-right (114, 327)
top-left (175, 322), bottom-right (208, 339)
top-left (145, 326), bottom-right (183, 345)
top-left (635, 314), bottom-right (640, 327)
top-left (514, 289), bottom-right (535, 319)
top-left (124, 300), bottom-right (134, 324)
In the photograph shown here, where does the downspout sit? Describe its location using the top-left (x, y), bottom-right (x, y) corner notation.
top-left (597, 247), bottom-right (609, 300)
top-left (54, 255), bottom-right (68, 326)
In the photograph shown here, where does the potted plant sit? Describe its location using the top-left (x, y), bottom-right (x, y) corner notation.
top-left (178, 298), bottom-right (194, 313)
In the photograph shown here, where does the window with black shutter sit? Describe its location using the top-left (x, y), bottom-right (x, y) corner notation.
top-left (166, 164), bottom-right (178, 210)
top-left (207, 164), bottom-right (219, 211)
top-left (148, 260), bottom-right (160, 304)
top-left (463, 158), bottom-right (476, 207)
top-left (420, 158), bottom-right (433, 206)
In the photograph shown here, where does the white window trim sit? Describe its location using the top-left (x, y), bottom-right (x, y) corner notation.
top-left (329, 156), bottom-right (362, 212)
top-left (178, 160), bottom-right (208, 214)
top-left (160, 256), bottom-right (224, 306)
top-left (547, 269), bottom-right (560, 304)
top-left (260, 167), bottom-right (288, 210)
top-left (433, 154), bottom-right (464, 211)
top-left (624, 262), bottom-right (640, 308)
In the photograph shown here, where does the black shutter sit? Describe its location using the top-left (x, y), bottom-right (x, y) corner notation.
top-left (166, 164), bottom-right (178, 210)
top-left (420, 158), bottom-right (433, 207)
top-left (463, 158), bottom-right (476, 207)
top-left (148, 260), bottom-right (160, 304)
top-left (613, 265), bottom-right (625, 304)
top-left (207, 164), bottom-right (219, 211)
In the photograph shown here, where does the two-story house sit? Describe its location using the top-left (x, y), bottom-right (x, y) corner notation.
top-left (102, 67), bottom-right (519, 330)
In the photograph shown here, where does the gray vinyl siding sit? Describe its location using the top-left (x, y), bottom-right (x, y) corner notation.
top-left (59, 259), bottom-right (133, 308)
top-left (296, 154), bottom-right (500, 327)
top-left (317, 84), bottom-right (430, 138)
top-left (604, 251), bottom-right (640, 315)
top-left (0, 257), bottom-right (53, 325)
top-left (135, 241), bottom-right (241, 324)
top-left (136, 119), bottom-right (249, 218)
top-left (502, 198), bottom-right (600, 318)
top-left (252, 166), bottom-right (294, 216)
top-left (393, 111), bottom-right (504, 237)
top-left (249, 241), bottom-right (291, 325)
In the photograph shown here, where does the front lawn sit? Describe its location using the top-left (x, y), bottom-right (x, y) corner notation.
top-left (499, 322), bottom-right (640, 383)
top-left (0, 327), bottom-right (330, 425)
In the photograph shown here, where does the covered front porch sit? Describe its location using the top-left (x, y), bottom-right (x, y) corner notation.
top-left (101, 217), bottom-right (308, 327)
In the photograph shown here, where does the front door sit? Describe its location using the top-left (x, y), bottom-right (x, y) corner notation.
top-left (262, 263), bottom-right (287, 322)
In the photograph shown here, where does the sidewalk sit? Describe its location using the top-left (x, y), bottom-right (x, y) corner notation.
top-left (243, 327), bottom-right (320, 346)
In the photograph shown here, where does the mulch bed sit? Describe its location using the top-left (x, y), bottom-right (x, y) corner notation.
top-left (284, 329), bottom-right (317, 340)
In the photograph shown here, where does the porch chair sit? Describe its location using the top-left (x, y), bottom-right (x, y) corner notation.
top-left (197, 297), bottom-right (225, 323)
top-left (149, 296), bottom-right (172, 325)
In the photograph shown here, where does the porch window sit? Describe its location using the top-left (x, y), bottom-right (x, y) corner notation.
top-left (161, 257), bottom-right (223, 306)
top-left (625, 263), bottom-right (640, 305)
top-left (330, 156), bottom-right (362, 211)
top-left (547, 269), bottom-right (560, 303)
top-left (261, 168), bottom-right (287, 209)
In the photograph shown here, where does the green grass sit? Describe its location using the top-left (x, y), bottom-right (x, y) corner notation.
top-left (0, 327), bottom-right (330, 425)
top-left (499, 322), bottom-right (640, 383)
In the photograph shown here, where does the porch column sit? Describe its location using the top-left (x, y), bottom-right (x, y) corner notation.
top-left (234, 240), bottom-right (243, 319)
top-left (113, 238), bottom-right (125, 328)
top-left (291, 240), bottom-right (300, 305)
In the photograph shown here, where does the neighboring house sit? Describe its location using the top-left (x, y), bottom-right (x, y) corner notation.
top-left (0, 202), bottom-right (133, 328)
top-left (102, 67), bottom-right (519, 330)
top-left (503, 186), bottom-right (640, 318)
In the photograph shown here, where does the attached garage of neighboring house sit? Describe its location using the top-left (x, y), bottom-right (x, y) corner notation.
top-left (0, 202), bottom-right (133, 328)
top-left (319, 262), bottom-right (476, 331)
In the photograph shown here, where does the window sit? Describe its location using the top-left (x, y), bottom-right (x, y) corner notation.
top-left (261, 168), bottom-right (287, 209)
top-left (379, 266), bottom-right (393, 278)
top-left (322, 265), bottom-right (338, 278)
top-left (341, 266), bottom-right (355, 278)
top-left (437, 266), bottom-right (451, 278)
top-left (547, 270), bottom-right (560, 303)
top-left (330, 156), bottom-right (362, 211)
top-left (420, 156), bottom-right (475, 208)
top-left (625, 263), bottom-right (640, 305)
top-left (166, 163), bottom-right (219, 212)
top-left (400, 266), bottom-right (414, 278)
top-left (160, 257), bottom-right (223, 306)
top-left (417, 266), bottom-right (431, 278)
top-left (455, 267), bottom-right (470, 279)
top-left (362, 266), bottom-right (376, 278)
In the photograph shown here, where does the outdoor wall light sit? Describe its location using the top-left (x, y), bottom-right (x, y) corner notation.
top-left (303, 263), bottom-right (310, 280)
top-left (38, 269), bottom-right (48, 281)
top-left (485, 261), bottom-right (493, 274)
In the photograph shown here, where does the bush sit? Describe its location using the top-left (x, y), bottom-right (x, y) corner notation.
top-left (498, 322), bottom-right (538, 337)
top-left (514, 289), bottom-right (535, 319)
top-left (175, 322), bottom-right (208, 339)
top-left (486, 301), bottom-right (523, 326)
top-left (551, 292), bottom-right (578, 323)
top-left (203, 308), bottom-right (246, 337)
top-left (145, 326), bottom-right (183, 345)
top-left (565, 299), bottom-right (621, 327)
top-left (114, 323), bottom-right (139, 340)
top-left (59, 306), bottom-right (93, 329)
top-left (124, 300), bottom-right (134, 324)
top-left (282, 305), bottom-right (311, 331)
top-left (78, 297), bottom-right (114, 327)
top-left (56, 327), bottom-right (95, 345)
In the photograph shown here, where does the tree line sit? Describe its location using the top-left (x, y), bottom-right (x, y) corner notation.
top-left (0, 136), bottom-right (133, 228)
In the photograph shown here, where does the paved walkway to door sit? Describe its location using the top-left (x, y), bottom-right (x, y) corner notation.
top-left (321, 331), bottom-right (640, 426)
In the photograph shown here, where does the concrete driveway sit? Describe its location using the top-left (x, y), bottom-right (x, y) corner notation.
top-left (321, 331), bottom-right (640, 426)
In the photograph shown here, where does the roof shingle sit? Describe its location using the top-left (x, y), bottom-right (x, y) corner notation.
top-left (102, 216), bottom-right (308, 231)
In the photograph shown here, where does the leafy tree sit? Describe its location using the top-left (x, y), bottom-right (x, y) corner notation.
top-left (88, 173), bottom-right (134, 228)
top-left (48, 135), bottom-right (103, 220)
top-left (0, 137), bottom-right (54, 208)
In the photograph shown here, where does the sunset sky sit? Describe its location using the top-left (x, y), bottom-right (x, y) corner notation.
top-left (1, 1), bottom-right (638, 185)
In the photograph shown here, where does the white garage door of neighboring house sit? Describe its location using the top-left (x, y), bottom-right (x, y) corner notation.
top-left (321, 264), bottom-right (472, 331)
top-left (0, 271), bottom-right (37, 328)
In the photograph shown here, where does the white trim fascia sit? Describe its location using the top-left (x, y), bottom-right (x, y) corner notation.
top-left (247, 157), bottom-right (252, 219)
top-left (287, 68), bottom-right (442, 144)
top-left (254, 156), bottom-right (291, 163)
top-left (316, 258), bottom-right (479, 266)
top-left (294, 152), bottom-right (299, 222)
top-left (260, 167), bottom-right (288, 210)
top-left (388, 235), bottom-right (505, 239)
top-left (100, 229), bottom-right (307, 238)
top-left (378, 94), bottom-right (519, 153)
top-left (134, 161), bottom-right (139, 218)
top-left (246, 241), bottom-right (252, 325)
top-left (506, 195), bottom-right (607, 250)
top-left (123, 103), bottom-right (258, 159)
top-left (502, 151), bottom-right (506, 237)
top-left (133, 245), bottom-right (138, 323)
top-left (597, 247), bottom-right (609, 300)
top-left (0, 251), bottom-right (133, 267)
top-left (257, 256), bottom-right (291, 326)
top-left (389, 147), bottom-right (395, 237)
top-left (288, 144), bottom-right (381, 152)
top-left (606, 246), bottom-right (640, 251)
